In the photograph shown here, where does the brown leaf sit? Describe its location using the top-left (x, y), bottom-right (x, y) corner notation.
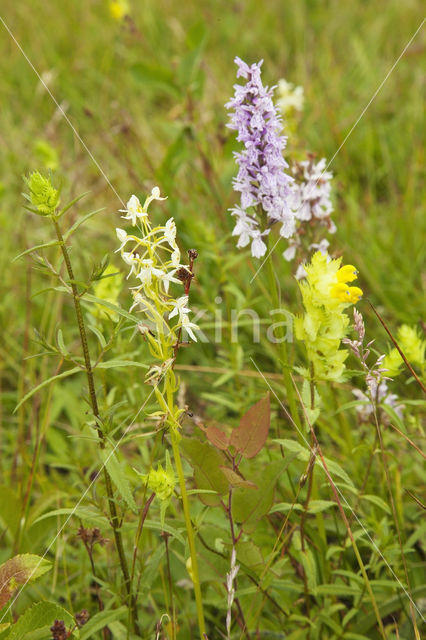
top-left (0, 554), bottom-right (51, 608)
top-left (204, 424), bottom-right (230, 450)
top-left (230, 394), bottom-right (270, 459)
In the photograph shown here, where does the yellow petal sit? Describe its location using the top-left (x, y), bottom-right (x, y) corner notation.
top-left (336, 264), bottom-right (358, 283)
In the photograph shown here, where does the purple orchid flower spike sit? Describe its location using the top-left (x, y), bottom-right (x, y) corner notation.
top-left (226, 56), bottom-right (295, 258)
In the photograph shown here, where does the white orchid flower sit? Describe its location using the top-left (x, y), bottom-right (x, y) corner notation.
top-left (136, 259), bottom-right (165, 287)
top-left (122, 251), bottom-right (140, 279)
top-left (130, 292), bottom-right (147, 312)
top-left (120, 195), bottom-right (146, 225)
top-left (143, 186), bottom-right (167, 211)
top-left (164, 217), bottom-right (177, 248)
top-left (115, 227), bottom-right (130, 251)
top-left (169, 296), bottom-right (190, 321)
top-left (171, 248), bottom-right (181, 267)
top-left (180, 313), bottom-right (198, 342)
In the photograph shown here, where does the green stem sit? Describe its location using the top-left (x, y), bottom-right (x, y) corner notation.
top-left (264, 241), bottom-right (301, 434)
top-left (52, 218), bottom-right (140, 635)
top-left (171, 434), bottom-right (206, 638)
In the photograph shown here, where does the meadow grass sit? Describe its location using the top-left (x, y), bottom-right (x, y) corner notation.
top-left (0, 1), bottom-right (424, 639)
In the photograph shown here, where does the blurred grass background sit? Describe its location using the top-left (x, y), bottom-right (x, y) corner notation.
top-left (1, 0), bottom-right (424, 415)
top-left (0, 2), bottom-right (424, 636)
top-left (1, 0), bottom-right (424, 310)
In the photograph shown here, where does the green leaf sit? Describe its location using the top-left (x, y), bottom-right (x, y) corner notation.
top-left (300, 548), bottom-right (317, 591)
top-left (269, 502), bottom-right (304, 514)
top-left (142, 520), bottom-right (185, 546)
top-left (56, 191), bottom-right (90, 218)
top-left (308, 500), bottom-right (337, 513)
top-left (220, 467), bottom-right (257, 489)
top-left (185, 20), bottom-right (208, 50)
top-left (230, 394), bottom-right (270, 459)
top-left (63, 208), bottom-right (103, 241)
top-left (56, 329), bottom-right (69, 357)
top-left (4, 601), bottom-right (76, 640)
top-left (79, 606), bottom-right (127, 640)
top-left (0, 486), bottom-right (20, 539)
top-left (100, 446), bottom-right (137, 513)
top-left (232, 458), bottom-right (295, 525)
top-left (274, 439), bottom-right (354, 486)
top-left (96, 359), bottom-right (148, 371)
top-left (131, 62), bottom-right (180, 96)
top-left (180, 437), bottom-right (229, 506)
top-left (14, 367), bottom-right (81, 412)
top-left (81, 294), bottom-right (140, 324)
top-left (312, 583), bottom-right (360, 597)
top-left (353, 584), bottom-right (426, 634)
top-left (0, 555), bottom-right (51, 609)
top-left (87, 324), bottom-right (106, 348)
top-left (12, 240), bottom-right (61, 262)
top-left (236, 540), bottom-right (264, 572)
top-left (360, 494), bottom-right (391, 514)
top-left (33, 507), bottom-right (108, 527)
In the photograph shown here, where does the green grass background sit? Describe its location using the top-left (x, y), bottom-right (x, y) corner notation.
top-left (0, 1), bottom-right (424, 639)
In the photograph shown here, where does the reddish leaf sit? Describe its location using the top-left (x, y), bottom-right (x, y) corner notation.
top-left (230, 394), bottom-right (270, 459)
top-left (200, 423), bottom-right (230, 450)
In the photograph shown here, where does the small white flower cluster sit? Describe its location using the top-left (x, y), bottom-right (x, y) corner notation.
top-left (230, 207), bottom-right (270, 259)
top-left (289, 157), bottom-right (334, 224)
top-left (344, 309), bottom-right (404, 422)
top-left (283, 157), bottom-right (335, 278)
top-left (116, 189), bottom-right (199, 383)
top-left (276, 78), bottom-right (304, 116)
top-left (352, 380), bottom-right (405, 422)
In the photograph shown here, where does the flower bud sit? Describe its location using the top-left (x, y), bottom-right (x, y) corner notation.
top-left (25, 171), bottom-right (60, 216)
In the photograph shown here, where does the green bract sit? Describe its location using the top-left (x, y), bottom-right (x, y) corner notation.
top-left (295, 251), bottom-right (362, 382)
top-left (383, 324), bottom-right (425, 377)
top-left (24, 171), bottom-right (60, 216)
top-left (143, 463), bottom-right (175, 501)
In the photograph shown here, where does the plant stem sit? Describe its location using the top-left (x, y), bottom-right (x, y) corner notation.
top-left (170, 434), bottom-right (206, 638)
top-left (265, 240), bottom-right (301, 435)
top-left (52, 218), bottom-right (140, 635)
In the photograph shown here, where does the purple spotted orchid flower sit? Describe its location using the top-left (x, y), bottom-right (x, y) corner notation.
top-left (226, 57), bottom-right (295, 258)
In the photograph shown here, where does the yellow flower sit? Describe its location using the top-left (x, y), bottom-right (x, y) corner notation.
top-left (336, 264), bottom-right (358, 283)
top-left (295, 251), bottom-right (363, 381)
top-left (109, 0), bottom-right (130, 21)
top-left (330, 283), bottom-right (363, 304)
